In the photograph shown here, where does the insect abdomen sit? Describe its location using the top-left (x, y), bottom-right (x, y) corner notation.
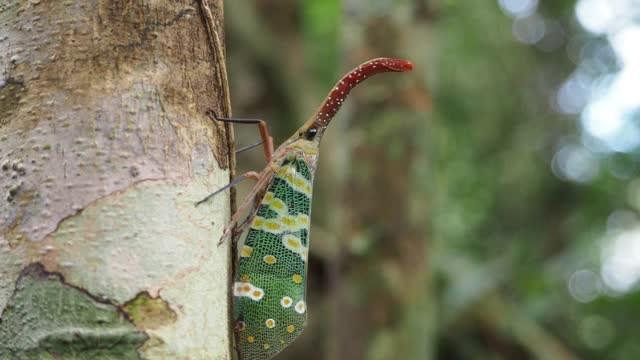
top-left (234, 157), bottom-right (313, 359)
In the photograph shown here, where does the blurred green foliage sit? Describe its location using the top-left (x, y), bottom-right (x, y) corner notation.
top-left (226, 0), bottom-right (640, 359)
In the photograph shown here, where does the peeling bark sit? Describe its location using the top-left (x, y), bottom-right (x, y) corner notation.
top-left (0, 0), bottom-right (232, 358)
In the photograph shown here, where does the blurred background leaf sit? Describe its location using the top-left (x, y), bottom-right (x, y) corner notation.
top-left (225, 0), bottom-right (640, 359)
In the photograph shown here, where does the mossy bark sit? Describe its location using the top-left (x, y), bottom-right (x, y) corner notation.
top-left (0, 0), bottom-right (232, 358)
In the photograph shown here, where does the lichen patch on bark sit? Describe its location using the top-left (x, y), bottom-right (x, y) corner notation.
top-left (123, 291), bottom-right (178, 331)
top-left (0, 264), bottom-right (147, 360)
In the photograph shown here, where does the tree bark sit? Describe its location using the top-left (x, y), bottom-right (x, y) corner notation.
top-left (0, 1), bottom-right (232, 359)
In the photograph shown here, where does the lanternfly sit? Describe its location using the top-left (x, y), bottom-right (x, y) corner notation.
top-left (198, 58), bottom-right (413, 360)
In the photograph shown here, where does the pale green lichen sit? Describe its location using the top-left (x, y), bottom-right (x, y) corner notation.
top-left (123, 292), bottom-right (177, 331)
top-left (0, 264), bottom-right (147, 360)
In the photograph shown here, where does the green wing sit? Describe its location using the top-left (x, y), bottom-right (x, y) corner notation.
top-left (233, 155), bottom-right (314, 360)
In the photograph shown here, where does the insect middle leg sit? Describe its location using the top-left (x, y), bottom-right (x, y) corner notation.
top-left (197, 110), bottom-right (275, 205)
top-left (202, 111), bottom-right (279, 245)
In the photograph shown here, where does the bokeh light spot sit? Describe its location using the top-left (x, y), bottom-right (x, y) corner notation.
top-left (600, 227), bottom-right (640, 293)
top-left (610, 26), bottom-right (640, 68)
top-left (498, 0), bottom-right (538, 18)
top-left (512, 14), bottom-right (546, 44)
top-left (552, 144), bottom-right (599, 183)
top-left (568, 269), bottom-right (601, 303)
top-left (556, 71), bottom-right (591, 114)
top-left (606, 210), bottom-right (638, 233)
top-left (576, 0), bottom-right (615, 34)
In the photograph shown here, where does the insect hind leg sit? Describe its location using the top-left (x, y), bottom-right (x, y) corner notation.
top-left (217, 166), bottom-right (276, 245)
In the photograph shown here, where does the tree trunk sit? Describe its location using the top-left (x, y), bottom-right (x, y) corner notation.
top-left (0, 1), bottom-right (233, 359)
top-left (325, 1), bottom-right (435, 359)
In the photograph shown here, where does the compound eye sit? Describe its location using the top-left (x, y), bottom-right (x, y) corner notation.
top-left (304, 127), bottom-right (318, 140)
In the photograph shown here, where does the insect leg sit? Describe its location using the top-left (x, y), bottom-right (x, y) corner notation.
top-left (206, 110), bottom-right (274, 162)
top-left (231, 195), bottom-right (262, 240)
top-left (218, 166), bottom-right (276, 245)
top-left (235, 140), bottom-right (263, 155)
top-left (195, 171), bottom-right (260, 206)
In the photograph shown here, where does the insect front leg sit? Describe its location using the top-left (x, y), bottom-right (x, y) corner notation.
top-left (206, 110), bottom-right (275, 162)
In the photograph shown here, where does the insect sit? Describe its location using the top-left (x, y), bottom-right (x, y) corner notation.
top-left (200, 58), bottom-right (413, 359)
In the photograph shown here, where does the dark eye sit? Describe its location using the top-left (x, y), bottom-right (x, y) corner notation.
top-left (304, 127), bottom-right (318, 140)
